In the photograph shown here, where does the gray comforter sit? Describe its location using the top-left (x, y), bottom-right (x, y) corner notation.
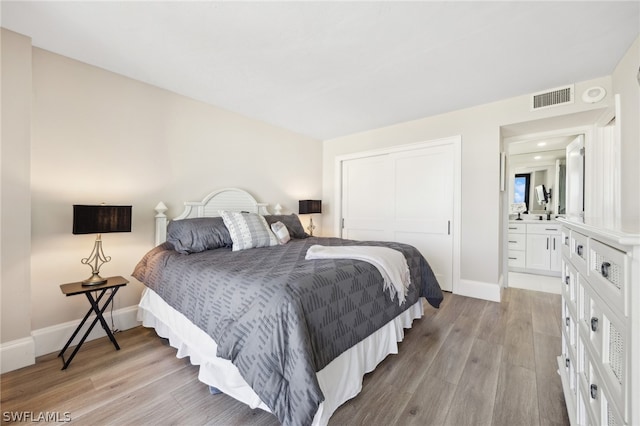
top-left (133, 237), bottom-right (442, 426)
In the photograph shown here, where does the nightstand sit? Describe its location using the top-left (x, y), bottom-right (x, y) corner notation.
top-left (58, 276), bottom-right (128, 370)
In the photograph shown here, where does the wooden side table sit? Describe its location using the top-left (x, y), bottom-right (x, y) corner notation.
top-left (58, 276), bottom-right (128, 370)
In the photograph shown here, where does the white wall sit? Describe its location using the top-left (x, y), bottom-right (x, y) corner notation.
top-left (1, 29), bottom-right (35, 371)
top-left (612, 36), bottom-right (640, 233)
top-left (2, 34), bottom-right (322, 371)
top-left (322, 77), bottom-right (615, 299)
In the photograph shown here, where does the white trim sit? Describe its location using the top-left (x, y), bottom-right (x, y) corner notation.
top-left (334, 136), bottom-right (462, 295)
top-left (31, 305), bottom-right (140, 358)
top-left (502, 125), bottom-right (595, 297)
top-left (457, 279), bottom-right (501, 302)
top-left (0, 336), bottom-right (35, 373)
top-left (507, 271), bottom-right (561, 295)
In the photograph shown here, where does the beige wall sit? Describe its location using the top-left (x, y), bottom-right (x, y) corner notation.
top-left (1, 29), bottom-right (33, 345)
top-left (612, 36), bottom-right (640, 233)
top-left (1, 33), bottom-right (321, 367)
top-left (322, 77), bottom-right (615, 294)
top-left (29, 48), bottom-right (322, 331)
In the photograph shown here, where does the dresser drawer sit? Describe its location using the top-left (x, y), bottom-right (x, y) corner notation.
top-left (562, 300), bottom-right (578, 357)
top-left (579, 279), bottom-right (628, 422)
top-left (588, 239), bottom-right (629, 318)
top-left (578, 357), bottom-right (625, 426)
top-left (508, 250), bottom-right (525, 268)
top-left (562, 260), bottom-right (578, 316)
top-left (570, 230), bottom-right (589, 276)
top-left (561, 227), bottom-right (571, 258)
top-left (507, 233), bottom-right (526, 250)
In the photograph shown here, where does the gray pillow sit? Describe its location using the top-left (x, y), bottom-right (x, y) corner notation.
top-left (263, 214), bottom-right (308, 239)
top-left (220, 211), bottom-right (278, 251)
top-left (167, 217), bottom-right (232, 254)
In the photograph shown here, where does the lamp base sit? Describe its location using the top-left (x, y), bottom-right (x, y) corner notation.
top-left (82, 273), bottom-right (107, 286)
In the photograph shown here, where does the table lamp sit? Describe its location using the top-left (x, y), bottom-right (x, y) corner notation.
top-left (73, 205), bottom-right (132, 285)
top-left (298, 200), bottom-right (321, 236)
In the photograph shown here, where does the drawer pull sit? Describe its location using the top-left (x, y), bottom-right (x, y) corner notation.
top-left (576, 244), bottom-right (584, 256)
top-left (564, 236), bottom-right (569, 245)
top-left (591, 317), bottom-right (599, 332)
top-left (508, 240), bottom-right (518, 243)
top-left (565, 317), bottom-right (570, 326)
top-left (508, 257), bottom-right (518, 260)
top-left (600, 261), bottom-right (611, 278)
top-left (565, 276), bottom-right (570, 285)
top-left (590, 384), bottom-right (598, 399)
top-left (565, 358), bottom-right (570, 368)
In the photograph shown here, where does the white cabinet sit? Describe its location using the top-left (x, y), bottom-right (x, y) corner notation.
top-left (507, 223), bottom-right (526, 268)
top-left (525, 223), bottom-right (562, 273)
top-left (508, 221), bottom-right (561, 276)
top-left (557, 220), bottom-right (639, 426)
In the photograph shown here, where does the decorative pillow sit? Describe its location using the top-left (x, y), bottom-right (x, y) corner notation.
top-left (167, 217), bottom-right (232, 254)
top-left (219, 211), bottom-right (278, 251)
top-left (263, 214), bottom-right (308, 239)
top-left (270, 221), bottom-right (291, 245)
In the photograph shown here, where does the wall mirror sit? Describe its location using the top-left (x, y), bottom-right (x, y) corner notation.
top-left (507, 135), bottom-right (577, 217)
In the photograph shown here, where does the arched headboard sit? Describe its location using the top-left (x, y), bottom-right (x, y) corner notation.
top-left (154, 188), bottom-right (270, 246)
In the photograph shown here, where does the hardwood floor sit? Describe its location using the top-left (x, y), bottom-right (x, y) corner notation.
top-left (1, 288), bottom-right (569, 425)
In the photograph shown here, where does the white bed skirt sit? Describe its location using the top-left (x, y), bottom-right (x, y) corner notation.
top-left (137, 288), bottom-right (424, 425)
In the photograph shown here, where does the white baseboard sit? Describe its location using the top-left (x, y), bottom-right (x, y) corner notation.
top-left (457, 279), bottom-right (501, 302)
top-left (31, 304), bottom-right (140, 358)
top-left (1, 305), bottom-right (140, 373)
top-left (0, 336), bottom-right (35, 374)
top-left (508, 271), bottom-right (561, 294)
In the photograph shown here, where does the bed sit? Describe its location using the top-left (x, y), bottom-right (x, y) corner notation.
top-left (133, 188), bottom-right (443, 426)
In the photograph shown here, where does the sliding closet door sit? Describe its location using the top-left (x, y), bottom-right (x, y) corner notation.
top-left (341, 155), bottom-right (393, 241)
top-left (341, 143), bottom-right (454, 291)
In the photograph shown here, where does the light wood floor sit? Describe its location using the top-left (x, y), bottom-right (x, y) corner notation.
top-left (1, 288), bottom-right (569, 426)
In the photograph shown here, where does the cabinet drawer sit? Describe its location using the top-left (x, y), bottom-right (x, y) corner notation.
top-left (507, 223), bottom-right (526, 234)
top-left (527, 223), bottom-right (562, 235)
top-left (507, 233), bottom-right (526, 250)
top-left (562, 300), bottom-right (578, 356)
top-left (570, 230), bottom-right (589, 276)
top-left (561, 227), bottom-right (571, 258)
top-left (579, 279), bottom-right (628, 421)
top-left (578, 358), bottom-right (625, 426)
top-left (508, 250), bottom-right (525, 268)
top-left (562, 260), bottom-right (578, 316)
top-left (588, 239), bottom-right (629, 318)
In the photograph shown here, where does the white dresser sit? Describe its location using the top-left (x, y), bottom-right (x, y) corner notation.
top-left (557, 219), bottom-right (639, 426)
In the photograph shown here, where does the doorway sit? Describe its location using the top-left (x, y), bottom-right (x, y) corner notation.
top-left (504, 130), bottom-right (584, 294)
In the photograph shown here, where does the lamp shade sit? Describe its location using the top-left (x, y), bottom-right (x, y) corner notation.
top-left (73, 205), bottom-right (132, 234)
top-left (299, 200), bottom-right (321, 215)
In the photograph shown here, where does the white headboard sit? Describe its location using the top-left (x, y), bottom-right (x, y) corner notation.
top-left (154, 188), bottom-right (270, 246)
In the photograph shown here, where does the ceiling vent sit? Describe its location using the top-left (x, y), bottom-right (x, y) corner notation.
top-left (531, 84), bottom-right (574, 110)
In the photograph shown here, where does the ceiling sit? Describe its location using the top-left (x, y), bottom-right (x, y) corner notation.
top-left (2, 1), bottom-right (639, 140)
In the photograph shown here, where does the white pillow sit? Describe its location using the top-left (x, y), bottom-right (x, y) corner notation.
top-left (219, 211), bottom-right (278, 251)
top-left (270, 221), bottom-right (291, 245)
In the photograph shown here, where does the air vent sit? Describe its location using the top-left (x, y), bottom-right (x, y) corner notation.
top-left (531, 85), bottom-right (574, 110)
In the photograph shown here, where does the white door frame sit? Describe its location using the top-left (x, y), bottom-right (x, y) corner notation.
top-left (334, 135), bottom-right (461, 294)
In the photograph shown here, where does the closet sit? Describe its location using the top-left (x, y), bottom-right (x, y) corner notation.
top-left (339, 137), bottom-right (459, 292)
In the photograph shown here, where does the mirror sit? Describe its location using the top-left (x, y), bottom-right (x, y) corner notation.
top-left (507, 135), bottom-right (575, 217)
